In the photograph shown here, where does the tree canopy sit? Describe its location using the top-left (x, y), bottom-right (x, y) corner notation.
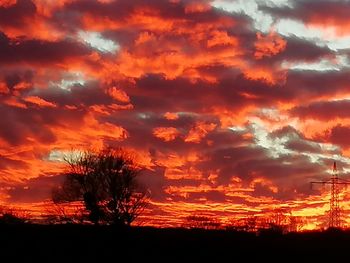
top-left (52, 148), bottom-right (149, 226)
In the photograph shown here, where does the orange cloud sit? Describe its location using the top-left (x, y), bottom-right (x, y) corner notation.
top-left (0, 0), bottom-right (16, 8)
top-left (207, 30), bottom-right (238, 48)
top-left (3, 96), bottom-right (27, 109)
top-left (164, 112), bottom-right (179, 120)
top-left (244, 66), bottom-right (287, 85)
top-left (185, 122), bottom-right (217, 143)
top-left (107, 86), bottom-right (130, 103)
top-left (153, 127), bottom-right (180, 142)
top-left (23, 96), bottom-right (57, 108)
top-left (254, 31), bottom-right (286, 59)
top-left (0, 82), bottom-right (9, 94)
top-left (185, 2), bottom-right (211, 14)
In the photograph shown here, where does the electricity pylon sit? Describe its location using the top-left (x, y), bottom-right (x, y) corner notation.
top-left (311, 162), bottom-right (350, 228)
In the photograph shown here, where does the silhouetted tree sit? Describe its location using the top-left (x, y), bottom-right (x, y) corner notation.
top-left (288, 215), bottom-right (305, 232)
top-left (259, 209), bottom-right (305, 233)
top-left (52, 148), bottom-right (149, 226)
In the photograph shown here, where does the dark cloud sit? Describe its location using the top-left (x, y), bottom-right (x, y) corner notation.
top-left (189, 190), bottom-right (227, 202)
top-left (0, 31), bottom-right (91, 65)
top-left (7, 174), bottom-right (64, 203)
top-left (66, 0), bottom-right (233, 24)
top-left (158, 68), bottom-right (347, 109)
top-left (0, 155), bottom-right (27, 170)
top-left (0, 0), bottom-right (36, 28)
top-left (38, 82), bottom-right (125, 107)
top-left (284, 70), bottom-right (350, 101)
top-left (0, 103), bottom-right (85, 146)
top-left (3, 69), bottom-right (34, 91)
top-left (291, 100), bottom-right (350, 120)
top-left (262, 0), bottom-right (350, 26)
top-left (270, 126), bottom-right (324, 153)
top-left (327, 125), bottom-right (350, 149)
top-left (259, 36), bottom-right (335, 64)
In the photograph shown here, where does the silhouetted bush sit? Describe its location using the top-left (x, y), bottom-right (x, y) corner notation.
top-left (0, 206), bottom-right (28, 224)
top-left (0, 213), bottom-right (26, 224)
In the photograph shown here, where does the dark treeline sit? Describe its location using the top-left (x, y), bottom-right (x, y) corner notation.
top-left (0, 224), bottom-right (349, 261)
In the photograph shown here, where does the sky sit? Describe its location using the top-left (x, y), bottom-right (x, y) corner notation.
top-left (1, 0), bottom-right (350, 229)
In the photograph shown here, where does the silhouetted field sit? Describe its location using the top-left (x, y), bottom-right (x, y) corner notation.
top-left (0, 224), bottom-right (349, 261)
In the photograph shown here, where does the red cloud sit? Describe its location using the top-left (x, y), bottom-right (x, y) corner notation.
top-left (153, 127), bottom-right (180, 142)
top-left (1, 0), bottom-right (350, 228)
top-left (24, 96), bottom-right (57, 108)
top-left (254, 31), bottom-right (286, 59)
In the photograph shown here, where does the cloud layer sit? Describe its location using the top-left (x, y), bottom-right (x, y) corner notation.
top-left (1, 0), bottom-right (350, 228)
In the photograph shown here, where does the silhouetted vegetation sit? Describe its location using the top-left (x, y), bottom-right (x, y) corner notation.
top-left (43, 201), bottom-right (86, 224)
top-left (227, 210), bottom-right (305, 234)
top-left (52, 148), bottom-right (149, 226)
top-left (0, 225), bottom-right (350, 261)
top-left (0, 206), bottom-right (28, 224)
top-left (183, 213), bottom-right (222, 229)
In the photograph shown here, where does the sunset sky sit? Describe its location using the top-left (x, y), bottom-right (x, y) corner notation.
top-left (2, 0), bottom-right (350, 229)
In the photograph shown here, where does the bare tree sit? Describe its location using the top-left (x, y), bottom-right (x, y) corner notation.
top-left (228, 215), bottom-right (258, 232)
top-left (43, 201), bottom-right (86, 224)
top-left (52, 148), bottom-right (149, 226)
top-left (97, 149), bottom-right (148, 226)
top-left (52, 150), bottom-right (103, 224)
top-left (259, 209), bottom-right (305, 233)
top-left (287, 214), bottom-right (305, 232)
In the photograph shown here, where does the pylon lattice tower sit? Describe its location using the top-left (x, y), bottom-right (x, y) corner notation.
top-left (311, 162), bottom-right (350, 228)
top-left (330, 163), bottom-right (340, 228)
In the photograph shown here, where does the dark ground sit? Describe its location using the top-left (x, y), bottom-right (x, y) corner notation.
top-left (0, 224), bottom-right (349, 262)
